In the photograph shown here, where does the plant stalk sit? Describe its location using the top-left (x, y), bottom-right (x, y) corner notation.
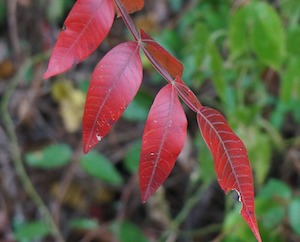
top-left (0, 53), bottom-right (64, 242)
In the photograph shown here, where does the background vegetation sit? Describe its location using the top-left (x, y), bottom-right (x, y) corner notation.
top-left (0, 0), bottom-right (300, 241)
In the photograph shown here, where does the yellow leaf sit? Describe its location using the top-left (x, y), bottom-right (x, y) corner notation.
top-left (51, 80), bottom-right (86, 132)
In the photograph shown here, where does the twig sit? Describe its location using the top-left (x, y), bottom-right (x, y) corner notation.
top-left (0, 52), bottom-right (64, 242)
top-left (6, 0), bottom-right (21, 64)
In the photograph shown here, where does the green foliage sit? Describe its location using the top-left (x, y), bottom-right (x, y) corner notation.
top-left (123, 90), bottom-right (153, 121)
top-left (0, 0), bottom-right (6, 25)
top-left (123, 140), bottom-right (142, 173)
top-left (68, 218), bottom-right (99, 230)
top-left (289, 198), bottom-right (300, 235)
top-left (112, 221), bottom-right (149, 242)
top-left (80, 151), bottom-right (123, 185)
top-left (46, 0), bottom-right (74, 23)
top-left (14, 221), bottom-right (50, 242)
top-left (223, 179), bottom-right (297, 241)
top-left (25, 143), bottom-right (72, 169)
top-left (230, 2), bottom-right (285, 69)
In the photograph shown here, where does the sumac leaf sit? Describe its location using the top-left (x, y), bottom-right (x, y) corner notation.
top-left (174, 76), bottom-right (202, 113)
top-left (140, 29), bottom-right (183, 79)
top-left (83, 41), bottom-right (142, 153)
top-left (197, 106), bottom-right (262, 242)
top-left (43, 0), bottom-right (114, 79)
top-left (116, 0), bottom-right (144, 17)
top-left (139, 84), bottom-right (187, 203)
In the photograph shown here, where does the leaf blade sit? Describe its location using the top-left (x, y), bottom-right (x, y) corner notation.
top-left (140, 29), bottom-right (184, 79)
top-left (139, 84), bottom-right (187, 202)
top-left (117, 0), bottom-right (144, 16)
top-left (43, 0), bottom-right (114, 78)
top-left (83, 41), bottom-right (142, 153)
top-left (197, 106), bottom-right (261, 242)
top-left (80, 151), bottom-right (123, 185)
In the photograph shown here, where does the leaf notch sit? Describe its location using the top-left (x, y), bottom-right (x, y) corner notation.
top-left (197, 106), bottom-right (262, 242)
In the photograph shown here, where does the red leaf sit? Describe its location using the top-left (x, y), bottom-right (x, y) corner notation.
top-left (140, 29), bottom-right (183, 79)
top-left (43, 0), bottom-right (114, 79)
top-left (83, 41), bottom-right (142, 153)
top-left (115, 0), bottom-right (144, 17)
top-left (197, 106), bottom-right (262, 242)
top-left (139, 84), bottom-right (187, 203)
top-left (174, 76), bottom-right (202, 113)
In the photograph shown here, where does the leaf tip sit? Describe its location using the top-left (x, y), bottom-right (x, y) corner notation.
top-left (240, 201), bottom-right (262, 242)
top-left (42, 70), bottom-right (52, 79)
top-left (83, 145), bottom-right (90, 155)
top-left (141, 193), bottom-right (150, 204)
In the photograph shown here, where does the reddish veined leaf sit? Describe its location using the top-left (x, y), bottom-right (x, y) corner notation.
top-left (139, 84), bottom-right (187, 203)
top-left (174, 76), bottom-right (202, 113)
top-left (83, 41), bottom-right (142, 154)
top-left (115, 0), bottom-right (144, 17)
top-left (197, 106), bottom-right (262, 242)
top-left (140, 29), bottom-right (183, 79)
top-left (43, 0), bottom-right (114, 79)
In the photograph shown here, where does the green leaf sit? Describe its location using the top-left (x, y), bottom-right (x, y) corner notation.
top-left (195, 133), bottom-right (214, 183)
top-left (80, 151), bottom-right (123, 185)
top-left (256, 198), bottom-right (285, 229)
top-left (286, 28), bottom-right (300, 57)
top-left (68, 218), bottom-right (99, 230)
top-left (169, 0), bottom-right (183, 12)
top-left (288, 198), bottom-right (300, 235)
top-left (280, 57), bottom-right (300, 104)
top-left (14, 221), bottom-right (50, 242)
top-left (250, 2), bottom-right (285, 70)
top-left (190, 23), bottom-right (210, 66)
top-left (206, 41), bottom-right (227, 102)
top-left (25, 143), bottom-right (72, 169)
top-left (235, 125), bottom-right (271, 185)
top-left (118, 221), bottom-right (149, 242)
top-left (223, 205), bottom-right (258, 242)
top-left (124, 141), bottom-right (141, 173)
top-left (123, 91), bottom-right (153, 121)
top-left (229, 6), bottom-right (250, 58)
top-left (230, 2), bottom-right (285, 69)
top-left (281, 0), bottom-right (300, 27)
top-left (258, 179), bottom-right (292, 200)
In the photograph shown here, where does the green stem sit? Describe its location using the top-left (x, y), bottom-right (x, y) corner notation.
top-left (0, 53), bottom-right (64, 242)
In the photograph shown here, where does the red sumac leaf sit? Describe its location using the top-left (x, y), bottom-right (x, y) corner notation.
top-left (140, 29), bottom-right (183, 79)
top-left (83, 41), bottom-right (142, 154)
top-left (43, 0), bottom-right (114, 79)
top-left (197, 106), bottom-right (262, 242)
top-left (139, 84), bottom-right (187, 203)
top-left (174, 76), bottom-right (202, 113)
top-left (116, 0), bottom-right (144, 17)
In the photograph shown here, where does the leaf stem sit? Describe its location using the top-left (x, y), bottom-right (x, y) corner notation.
top-left (0, 53), bottom-right (64, 242)
top-left (141, 45), bottom-right (174, 83)
top-left (114, 0), bottom-right (140, 41)
top-left (115, 0), bottom-right (203, 114)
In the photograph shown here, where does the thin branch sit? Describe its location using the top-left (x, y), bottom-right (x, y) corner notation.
top-left (114, 0), bottom-right (140, 41)
top-left (6, 0), bottom-right (21, 64)
top-left (0, 52), bottom-right (64, 242)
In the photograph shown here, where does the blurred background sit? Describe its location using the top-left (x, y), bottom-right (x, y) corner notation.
top-left (1, 0), bottom-right (300, 241)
